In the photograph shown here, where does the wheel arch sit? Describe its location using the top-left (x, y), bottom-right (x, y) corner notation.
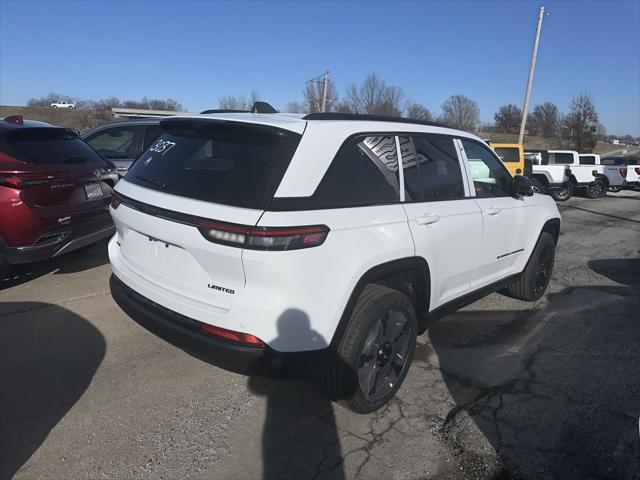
top-left (330, 257), bottom-right (432, 348)
top-left (532, 173), bottom-right (550, 186)
top-left (541, 218), bottom-right (561, 245)
top-left (594, 173), bottom-right (610, 188)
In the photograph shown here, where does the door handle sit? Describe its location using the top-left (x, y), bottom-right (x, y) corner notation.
top-left (416, 214), bottom-right (440, 225)
top-left (485, 207), bottom-right (501, 216)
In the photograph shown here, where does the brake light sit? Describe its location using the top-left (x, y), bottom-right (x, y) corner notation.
top-left (201, 324), bottom-right (264, 346)
top-left (3, 115), bottom-right (23, 125)
top-left (197, 219), bottom-right (329, 251)
top-left (0, 172), bottom-right (68, 189)
top-left (635, 167), bottom-right (640, 175)
top-left (619, 168), bottom-right (627, 177)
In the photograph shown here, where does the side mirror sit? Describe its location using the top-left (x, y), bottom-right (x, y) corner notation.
top-left (512, 175), bottom-right (533, 197)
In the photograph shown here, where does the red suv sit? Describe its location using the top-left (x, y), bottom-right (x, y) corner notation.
top-left (0, 116), bottom-right (117, 277)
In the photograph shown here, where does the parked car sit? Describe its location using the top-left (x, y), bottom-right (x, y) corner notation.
top-left (0, 115), bottom-right (117, 278)
top-left (50, 101), bottom-right (76, 109)
top-left (525, 149), bottom-right (623, 200)
top-left (524, 151), bottom-right (574, 201)
top-left (488, 142), bottom-right (528, 177)
top-left (109, 108), bottom-right (561, 413)
top-left (601, 156), bottom-right (640, 190)
top-left (82, 119), bottom-right (162, 176)
top-left (578, 154), bottom-right (627, 192)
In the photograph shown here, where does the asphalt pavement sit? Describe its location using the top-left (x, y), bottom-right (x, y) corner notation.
top-left (1, 191), bottom-right (639, 480)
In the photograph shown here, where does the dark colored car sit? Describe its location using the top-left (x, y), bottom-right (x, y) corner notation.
top-left (0, 116), bottom-right (117, 277)
top-left (82, 119), bottom-right (163, 176)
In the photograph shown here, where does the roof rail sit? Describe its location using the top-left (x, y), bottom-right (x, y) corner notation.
top-left (200, 109), bottom-right (250, 114)
top-left (302, 112), bottom-right (448, 128)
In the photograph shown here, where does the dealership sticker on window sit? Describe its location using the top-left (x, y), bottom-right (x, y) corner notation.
top-left (149, 140), bottom-right (176, 156)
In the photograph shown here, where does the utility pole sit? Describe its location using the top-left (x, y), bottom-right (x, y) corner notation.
top-left (322, 70), bottom-right (329, 112)
top-left (518, 6), bottom-right (545, 145)
top-left (306, 71), bottom-right (331, 112)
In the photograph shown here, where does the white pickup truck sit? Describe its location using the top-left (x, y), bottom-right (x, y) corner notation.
top-left (578, 154), bottom-right (626, 192)
top-left (525, 150), bottom-right (623, 200)
top-left (50, 101), bottom-right (76, 109)
top-left (601, 156), bottom-right (640, 190)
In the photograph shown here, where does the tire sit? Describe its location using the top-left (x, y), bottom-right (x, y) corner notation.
top-left (585, 178), bottom-right (607, 199)
top-left (327, 284), bottom-right (417, 414)
top-left (530, 178), bottom-right (545, 195)
top-left (506, 232), bottom-right (555, 302)
top-left (549, 183), bottom-right (573, 202)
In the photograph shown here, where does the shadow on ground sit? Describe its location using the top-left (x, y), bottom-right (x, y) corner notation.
top-left (428, 258), bottom-right (640, 479)
top-left (0, 303), bottom-right (106, 480)
top-left (0, 239), bottom-right (109, 290)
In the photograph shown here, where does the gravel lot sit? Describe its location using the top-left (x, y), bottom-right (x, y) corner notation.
top-left (1, 191), bottom-right (639, 480)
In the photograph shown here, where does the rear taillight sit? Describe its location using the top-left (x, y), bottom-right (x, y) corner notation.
top-left (635, 167), bottom-right (640, 175)
top-left (619, 168), bottom-right (627, 177)
top-left (201, 323), bottom-right (264, 346)
top-left (196, 219), bottom-right (329, 251)
top-left (0, 172), bottom-right (68, 189)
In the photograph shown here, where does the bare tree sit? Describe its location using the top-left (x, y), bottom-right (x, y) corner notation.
top-left (564, 92), bottom-right (599, 152)
top-left (285, 101), bottom-right (304, 113)
top-left (405, 102), bottom-right (433, 121)
top-left (304, 77), bottom-right (338, 112)
top-left (26, 93), bottom-right (183, 111)
top-left (346, 74), bottom-right (403, 116)
top-left (217, 91), bottom-right (260, 111)
top-left (596, 122), bottom-right (607, 142)
top-left (527, 102), bottom-right (560, 137)
top-left (494, 104), bottom-right (522, 134)
top-left (440, 95), bottom-right (480, 131)
top-left (334, 101), bottom-right (352, 113)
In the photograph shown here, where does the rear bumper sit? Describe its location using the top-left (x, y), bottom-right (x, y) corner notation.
top-left (1, 213), bottom-right (114, 265)
top-left (109, 274), bottom-right (329, 377)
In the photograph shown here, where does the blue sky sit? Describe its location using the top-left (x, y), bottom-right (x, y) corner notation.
top-left (0, 0), bottom-right (638, 135)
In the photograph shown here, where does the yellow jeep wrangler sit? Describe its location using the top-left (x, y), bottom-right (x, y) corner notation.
top-left (488, 143), bottom-right (525, 177)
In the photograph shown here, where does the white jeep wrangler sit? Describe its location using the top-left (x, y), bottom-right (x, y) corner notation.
top-left (527, 149), bottom-right (624, 200)
top-left (109, 108), bottom-right (561, 412)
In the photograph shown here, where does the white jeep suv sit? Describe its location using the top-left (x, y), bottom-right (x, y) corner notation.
top-left (109, 109), bottom-right (561, 413)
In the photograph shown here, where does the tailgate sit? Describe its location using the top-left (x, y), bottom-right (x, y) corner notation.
top-left (112, 181), bottom-right (263, 310)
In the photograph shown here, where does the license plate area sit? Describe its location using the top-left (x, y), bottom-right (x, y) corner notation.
top-left (84, 183), bottom-right (103, 199)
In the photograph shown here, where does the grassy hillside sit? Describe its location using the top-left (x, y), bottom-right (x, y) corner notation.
top-left (0, 106), bottom-right (114, 133)
top-left (478, 130), bottom-right (623, 155)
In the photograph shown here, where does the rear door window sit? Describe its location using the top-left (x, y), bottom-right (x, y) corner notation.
top-left (126, 120), bottom-right (301, 210)
top-left (85, 126), bottom-right (141, 160)
top-left (579, 155), bottom-right (596, 165)
top-left (1, 127), bottom-right (108, 165)
top-left (400, 135), bottom-right (465, 202)
top-left (550, 152), bottom-right (574, 164)
top-left (494, 147), bottom-right (520, 163)
top-left (315, 135), bottom-right (400, 207)
top-left (143, 125), bottom-right (162, 150)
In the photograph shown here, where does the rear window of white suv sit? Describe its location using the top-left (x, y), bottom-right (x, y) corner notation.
top-left (125, 119), bottom-right (301, 209)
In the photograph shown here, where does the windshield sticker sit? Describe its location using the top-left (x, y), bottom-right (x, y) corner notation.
top-left (149, 140), bottom-right (176, 156)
